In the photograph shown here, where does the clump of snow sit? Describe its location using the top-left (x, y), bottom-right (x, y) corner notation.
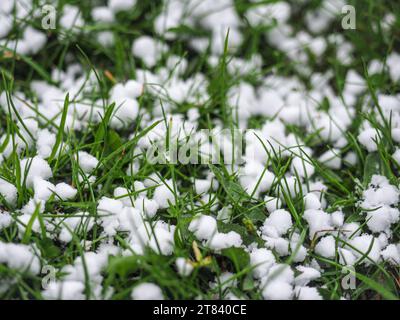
top-left (20, 156), bottom-right (52, 188)
top-left (153, 179), bottom-right (176, 209)
top-left (131, 282), bottom-right (164, 300)
top-left (261, 209), bottom-right (292, 237)
top-left (315, 235), bottom-right (336, 258)
top-left (189, 215), bottom-right (217, 241)
top-left (0, 242), bottom-right (40, 274)
top-left (347, 234), bottom-right (381, 265)
top-left (55, 183), bottom-right (77, 200)
top-left (208, 231), bottom-right (243, 250)
top-left (250, 248), bottom-right (276, 279)
top-left (176, 257), bottom-right (194, 276)
top-left (77, 151), bottom-right (99, 173)
top-left (0, 178), bottom-right (17, 204)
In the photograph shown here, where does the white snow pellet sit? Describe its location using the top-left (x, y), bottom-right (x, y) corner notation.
top-left (134, 197), bottom-right (159, 218)
top-left (153, 180), bottom-right (176, 209)
top-left (0, 241), bottom-right (40, 274)
top-left (387, 52), bottom-right (400, 82)
top-left (392, 149), bottom-right (400, 164)
top-left (361, 175), bottom-right (399, 208)
top-left (303, 209), bottom-right (332, 239)
top-left (338, 248), bottom-right (357, 266)
top-left (33, 178), bottom-right (55, 201)
top-left (97, 197), bottom-right (124, 215)
top-left (175, 257), bottom-right (194, 276)
top-left (36, 129), bottom-right (56, 158)
top-left (291, 157), bottom-right (315, 178)
top-left (208, 231), bottom-right (243, 250)
top-left (261, 209), bottom-right (292, 237)
top-left (262, 281), bottom-right (293, 300)
top-left (294, 286), bottom-right (322, 300)
top-left (20, 156), bottom-right (52, 188)
top-left (264, 196), bottom-right (282, 213)
top-left (330, 211), bottom-right (344, 227)
top-left (366, 206), bottom-right (399, 233)
top-left (265, 263), bottom-right (294, 284)
top-left (381, 244), bottom-right (400, 265)
top-left (0, 211), bottom-right (12, 230)
top-left (109, 0), bottom-right (136, 13)
top-left (188, 215), bottom-right (217, 241)
top-left (315, 235), bottom-right (336, 258)
top-left (77, 151), bottom-right (99, 173)
top-left (318, 149), bottom-right (341, 169)
top-left (194, 179), bottom-right (211, 194)
top-left (55, 183), bottom-right (77, 200)
top-left (0, 178), bottom-right (17, 204)
top-left (358, 128), bottom-right (379, 152)
top-left (42, 281), bottom-right (85, 300)
top-left (304, 193), bottom-right (321, 210)
top-left (294, 266), bottom-right (321, 286)
top-left (249, 248), bottom-right (276, 278)
top-left (347, 234), bottom-right (381, 265)
top-left (131, 282), bottom-right (164, 300)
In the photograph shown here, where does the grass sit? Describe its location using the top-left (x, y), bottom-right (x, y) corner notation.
top-left (0, 0), bottom-right (400, 300)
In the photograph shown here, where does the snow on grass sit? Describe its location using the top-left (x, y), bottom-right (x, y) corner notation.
top-left (0, 0), bottom-right (399, 300)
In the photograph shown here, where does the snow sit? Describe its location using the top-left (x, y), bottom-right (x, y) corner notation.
top-left (43, 281), bottom-right (85, 300)
top-left (315, 235), bottom-right (336, 258)
top-left (250, 248), bottom-right (276, 278)
top-left (387, 52), bottom-right (400, 82)
top-left (338, 248), bottom-right (357, 266)
top-left (295, 286), bottom-right (322, 300)
top-left (262, 264), bottom-right (294, 300)
top-left (37, 129), bottom-right (56, 158)
top-left (261, 209), bottom-right (293, 237)
top-left (208, 231), bottom-right (243, 250)
top-left (77, 151), bottom-right (99, 173)
top-left (55, 183), bottom-right (77, 200)
top-left (347, 235), bottom-right (382, 265)
top-left (0, 178), bottom-right (17, 204)
top-left (264, 196), bottom-right (282, 213)
top-left (366, 206), bottom-right (399, 233)
top-left (134, 197), bottom-right (159, 218)
top-left (0, 211), bottom-right (12, 230)
top-left (304, 193), bottom-right (321, 210)
top-left (358, 128), bottom-right (379, 152)
top-left (294, 266), bottom-right (321, 286)
top-left (132, 36), bottom-right (167, 67)
top-left (176, 257), bottom-right (194, 276)
top-left (92, 6), bottom-right (114, 23)
top-left (303, 209), bottom-right (332, 239)
top-left (20, 156), bottom-right (52, 188)
top-left (188, 215), bottom-right (217, 241)
top-left (60, 5), bottom-right (84, 30)
top-left (318, 149), bottom-right (341, 169)
top-left (0, 242), bottom-right (40, 274)
top-left (262, 281), bottom-right (293, 300)
top-left (392, 149), bottom-right (400, 164)
top-left (194, 179), bottom-right (211, 194)
top-left (131, 283), bottom-right (164, 300)
top-left (109, 0), bottom-right (136, 13)
top-left (153, 180), bottom-right (176, 209)
top-left (361, 175), bottom-right (399, 208)
top-left (1, 0), bottom-right (399, 301)
top-left (33, 178), bottom-right (55, 201)
top-left (381, 244), bottom-right (400, 265)
top-left (291, 157), bottom-right (315, 178)
top-left (330, 211), bottom-right (344, 227)
top-left (98, 197), bottom-right (124, 215)
top-left (135, 222), bottom-right (175, 255)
